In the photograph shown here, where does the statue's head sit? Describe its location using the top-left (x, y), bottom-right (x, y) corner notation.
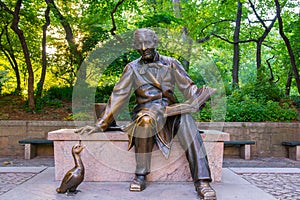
top-left (133, 28), bottom-right (158, 62)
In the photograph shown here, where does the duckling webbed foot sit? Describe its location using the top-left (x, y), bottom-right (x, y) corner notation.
top-left (66, 189), bottom-right (81, 196)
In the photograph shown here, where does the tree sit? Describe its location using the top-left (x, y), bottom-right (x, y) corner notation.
top-left (248, 0), bottom-right (277, 78)
top-left (0, 24), bottom-right (21, 93)
top-left (232, 0), bottom-right (242, 88)
top-left (45, 0), bottom-right (83, 84)
top-left (36, 5), bottom-right (50, 98)
top-left (0, 0), bottom-right (35, 110)
top-left (274, 0), bottom-right (300, 94)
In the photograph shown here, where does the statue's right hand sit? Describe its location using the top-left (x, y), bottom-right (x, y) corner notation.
top-left (74, 125), bottom-right (100, 135)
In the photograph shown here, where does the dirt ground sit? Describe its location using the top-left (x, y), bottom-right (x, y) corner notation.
top-left (0, 95), bottom-right (72, 121)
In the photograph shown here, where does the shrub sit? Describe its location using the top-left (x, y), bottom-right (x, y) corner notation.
top-left (43, 86), bottom-right (73, 102)
top-left (224, 81), bottom-right (298, 122)
top-left (65, 112), bottom-right (93, 121)
top-left (291, 95), bottom-right (300, 109)
top-left (33, 86), bottom-right (73, 113)
top-left (195, 80), bottom-right (298, 122)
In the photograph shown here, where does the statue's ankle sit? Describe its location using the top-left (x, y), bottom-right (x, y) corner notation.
top-left (195, 180), bottom-right (216, 200)
top-left (136, 174), bottom-right (146, 181)
top-left (129, 174), bottom-right (146, 192)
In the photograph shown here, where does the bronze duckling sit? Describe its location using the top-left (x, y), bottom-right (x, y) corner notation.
top-left (56, 144), bottom-right (85, 194)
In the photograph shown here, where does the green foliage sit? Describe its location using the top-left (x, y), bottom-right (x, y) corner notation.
top-left (225, 80), bottom-right (298, 122)
top-left (194, 105), bottom-right (212, 122)
top-left (291, 95), bottom-right (300, 109)
top-left (42, 86), bottom-right (73, 102)
top-left (194, 79), bottom-right (298, 122)
top-left (0, 0), bottom-right (299, 122)
top-left (95, 84), bottom-right (114, 103)
top-left (225, 99), bottom-right (297, 122)
top-left (136, 13), bottom-right (182, 28)
top-left (33, 86), bottom-right (73, 112)
top-left (103, 51), bottom-right (140, 77)
top-left (0, 70), bottom-right (9, 95)
top-left (232, 78), bottom-right (285, 102)
top-left (65, 112), bottom-right (93, 121)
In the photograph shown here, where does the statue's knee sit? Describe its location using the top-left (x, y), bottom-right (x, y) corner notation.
top-left (138, 115), bottom-right (152, 127)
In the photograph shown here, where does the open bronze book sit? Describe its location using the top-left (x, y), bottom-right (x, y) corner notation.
top-left (164, 86), bottom-right (217, 117)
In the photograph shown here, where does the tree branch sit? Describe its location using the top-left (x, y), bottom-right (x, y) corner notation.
top-left (212, 33), bottom-right (257, 44)
top-left (0, 1), bottom-right (14, 15)
top-left (248, 0), bottom-right (267, 29)
top-left (199, 19), bottom-right (234, 35)
top-left (196, 19), bottom-right (234, 43)
top-left (36, 5), bottom-right (51, 98)
top-left (275, 0), bottom-right (300, 93)
top-left (3, 0), bottom-right (35, 109)
top-left (110, 0), bottom-right (125, 43)
top-left (196, 35), bottom-right (211, 43)
top-left (266, 55), bottom-right (276, 81)
top-left (247, 19), bottom-right (276, 24)
top-left (45, 0), bottom-right (82, 64)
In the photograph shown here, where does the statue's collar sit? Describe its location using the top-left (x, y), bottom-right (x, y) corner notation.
top-left (138, 52), bottom-right (160, 65)
top-left (138, 54), bottom-right (170, 75)
top-left (138, 53), bottom-right (165, 74)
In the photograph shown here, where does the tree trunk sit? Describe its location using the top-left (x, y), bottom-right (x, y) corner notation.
top-left (0, 0), bottom-right (35, 109)
top-left (172, 0), bottom-right (192, 71)
top-left (275, 0), bottom-right (300, 94)
top-left (0, 26), bottom-right (22, 93)
top-left (45, 0), bottom-right (83, 66)
top-left (256, 40), bottom-right (263, 78)
top-left (232, 0), bottom-right (242, 88)
top-left (36, 5), bottom-right (50, 98)
top-left (45, 0), bottom-right (84, 83)
top-left (249, 0), bottom-right (277, 80)
top-left (5, 33), bottom-right (21, 93)
top-left (0, 48), bottom-right (21, 93)
top-left (285, 71), bottom-right (293, 95)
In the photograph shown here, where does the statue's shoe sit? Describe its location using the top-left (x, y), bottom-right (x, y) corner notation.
top-left (129, 176), bottom-right (146, 192)
top-left (196, 181), bottom-right (216, 200)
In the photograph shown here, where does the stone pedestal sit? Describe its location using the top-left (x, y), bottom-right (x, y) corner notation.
top-left (48, 129), bottom-right (229, 182)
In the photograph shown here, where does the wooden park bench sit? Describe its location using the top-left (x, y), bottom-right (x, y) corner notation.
top-left (19, 139), bottom-right (53, 159)
top-left (282, 141), bottom-right (300, 161)
top-left (224, 140), bottom-right (255, 160)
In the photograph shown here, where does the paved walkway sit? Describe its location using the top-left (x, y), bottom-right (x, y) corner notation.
top-left (0, 157), bottom-right (299, 200)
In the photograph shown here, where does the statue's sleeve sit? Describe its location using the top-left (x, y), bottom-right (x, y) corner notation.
top-left (171, 59), bottom-right (200, 102)
top-left (96, 65), bottom-right (134, 131)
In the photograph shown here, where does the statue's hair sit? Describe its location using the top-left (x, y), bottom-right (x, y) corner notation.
top-left (133, 28), bottom-right (159, 48)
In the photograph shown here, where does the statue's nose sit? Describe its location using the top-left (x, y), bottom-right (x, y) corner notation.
top-left (142, 43), bottom-right (146, 50)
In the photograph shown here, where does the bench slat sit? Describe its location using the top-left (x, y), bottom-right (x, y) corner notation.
top-left (19, 139), bottom-right (53, 145)
top-left (282, 141), bottom-right (300, 146)
top-left (224, 140), bottom-right (255, 145)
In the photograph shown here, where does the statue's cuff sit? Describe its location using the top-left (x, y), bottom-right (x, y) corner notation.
top-left (96, 119), bottom-right (108, 132)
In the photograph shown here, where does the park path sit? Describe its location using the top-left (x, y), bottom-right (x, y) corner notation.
top-left (0, 157), bottom-right (299, 200)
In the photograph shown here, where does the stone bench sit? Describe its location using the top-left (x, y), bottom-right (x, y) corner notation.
top-left (224, 140), bottom-right (255, 160)
top-left (282, 141), bottom-right (300, 161)
top-left (48, 129), bottom-right (229, 182)
top-left (19, 139), bottom-right (53, 159)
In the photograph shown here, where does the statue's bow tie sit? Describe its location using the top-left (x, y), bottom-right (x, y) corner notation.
top-left (139, 62), bottom-right (167, 74)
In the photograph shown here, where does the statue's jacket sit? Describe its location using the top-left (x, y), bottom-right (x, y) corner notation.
top-left (98, 53), bottom-right (203, 158)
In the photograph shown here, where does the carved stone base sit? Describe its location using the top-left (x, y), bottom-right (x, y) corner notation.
top-left (48, 129), bottom-right (229, 182)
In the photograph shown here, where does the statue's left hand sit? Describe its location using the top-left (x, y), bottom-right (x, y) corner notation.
top-left (74, 125), bottom-right (100, 135)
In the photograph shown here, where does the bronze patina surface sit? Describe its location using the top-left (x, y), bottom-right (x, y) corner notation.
top-left (56, 144), bottom-right (85, 194)
top-left (76, 28), bottom-right (216, 199)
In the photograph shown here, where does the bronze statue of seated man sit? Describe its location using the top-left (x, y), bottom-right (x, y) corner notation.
top-left (76, 28), bottom-right (216, 200)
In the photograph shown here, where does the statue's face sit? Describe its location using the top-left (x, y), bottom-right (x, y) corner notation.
top-left (134, 30), bottom-right (157, 62)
